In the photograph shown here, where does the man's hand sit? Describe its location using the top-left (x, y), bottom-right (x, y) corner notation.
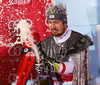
top-left (35, 62), bottom-right (53, 75)
top-left (35, 60), bottom-right (60, 75)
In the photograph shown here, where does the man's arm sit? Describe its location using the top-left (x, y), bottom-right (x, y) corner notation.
top-left (57, 57), bottom-right (74, 74)
top-left (35, 57), bottom-right (74, 75)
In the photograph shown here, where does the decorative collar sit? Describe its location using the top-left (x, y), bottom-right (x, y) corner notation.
top-left (53, 28), bottom-right (72, 44)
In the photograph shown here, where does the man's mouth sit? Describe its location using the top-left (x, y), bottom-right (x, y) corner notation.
top-left (51, 28), bottom-right (58, 31)
top-left (51, 29), bottom-right (58, 33)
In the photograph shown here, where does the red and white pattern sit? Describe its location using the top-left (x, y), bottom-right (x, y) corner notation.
top-left (52, 59), bottom-right (74, 85)
top-left (58, 60), bottom-right (74, 74)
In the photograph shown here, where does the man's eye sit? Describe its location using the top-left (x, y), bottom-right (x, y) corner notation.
top-left (48, 22), bottom-right (52, 25)
top-left (55, 22), bottom-right (59, 24)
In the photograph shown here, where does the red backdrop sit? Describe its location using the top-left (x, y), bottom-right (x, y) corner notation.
top-left (0, 0), bottom-right (51, 85)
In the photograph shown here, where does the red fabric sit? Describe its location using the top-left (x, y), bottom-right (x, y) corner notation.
top-left (56, 73), bottom-right (73, 82)
top-left (61, 63), bottom-right (66, 74)
top-left (0, 0), bottom-right (51, 85)
top-left (53, 80), bottom-right (57, 82)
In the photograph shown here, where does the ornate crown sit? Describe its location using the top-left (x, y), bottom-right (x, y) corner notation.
top-left (45, 3), bottom-right (67, 17)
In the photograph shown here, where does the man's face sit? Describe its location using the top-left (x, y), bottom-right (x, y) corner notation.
top-left (48, 20), bottom-right (67, 38)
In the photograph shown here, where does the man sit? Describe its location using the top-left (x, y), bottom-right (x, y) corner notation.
top-left (35, 3), bottom-right (93, 85)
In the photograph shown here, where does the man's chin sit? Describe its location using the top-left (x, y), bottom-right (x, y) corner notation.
top-left (52, 33), bottom-right (62, 38)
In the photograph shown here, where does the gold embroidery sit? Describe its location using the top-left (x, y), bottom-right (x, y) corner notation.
top-left (50, 9), bottom-right (55, 13)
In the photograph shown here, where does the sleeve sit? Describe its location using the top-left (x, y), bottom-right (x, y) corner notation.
top-left (57, 57), bottom-right (74, 74)
top-left (72, 48), bottom-right (91, 85)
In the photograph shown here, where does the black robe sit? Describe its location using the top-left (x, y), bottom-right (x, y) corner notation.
top-left (37, 30), bottom-right (93, 85)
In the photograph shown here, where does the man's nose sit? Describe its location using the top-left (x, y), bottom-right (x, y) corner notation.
top-left (51, 23), bottom-right (56, 28)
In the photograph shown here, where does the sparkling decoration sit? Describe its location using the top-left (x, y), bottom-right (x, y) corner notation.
top-left (45, 3), bottom-right (67, 16)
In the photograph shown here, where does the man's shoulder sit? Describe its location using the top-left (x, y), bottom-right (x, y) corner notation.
top-left (71, 30), bottom-right (84, 37)
top-left (66, 30), bottom-right (93, 54)
top-left (71, 30), bottom-right (93, 46)
top-left (42, 35), bottom-right (53, 43)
